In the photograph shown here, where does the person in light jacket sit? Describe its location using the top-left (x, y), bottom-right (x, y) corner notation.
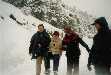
top-left (49, 31), bottom-right (62, 75)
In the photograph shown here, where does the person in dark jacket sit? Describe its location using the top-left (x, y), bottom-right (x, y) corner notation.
top-left (29, 24), bottom-right (51, 75)
top-left (87, 17), bottom-right (111, 75)
top-left (63, 26), bottom-right (90, 75)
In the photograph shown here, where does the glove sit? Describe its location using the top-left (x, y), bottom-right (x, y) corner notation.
top-left (87, 63), bottom-right (92, 71)
top-left (38, 44), bottom-right (42, 48)
top-left (62, 45), bottom-right (67, 51)
top-left (29, 53), bottom-right (31, 56)
top-left (63, 45), bottom-right (67, 48)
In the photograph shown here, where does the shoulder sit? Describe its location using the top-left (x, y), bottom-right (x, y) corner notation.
top-left (108, 30), bottom-right (111, 35)
top-left (51, 38), bottom-right (53, 41)
top-left (71, 31), bottom-right (79, 39)
top-left (33, 32), bottom-right (39, 37)
top-left (32, 32), bottom-right (38, 37)
top-left (72, 31), bottom-right (78, 36)
top-left (107, 30), bottom-right (111, 38)
top-left (58, 38), bottom-right (62, 43)
top-left (30, 32), bottom-right (38, 42)
top-left (44, 31), bottom-right (50, 36)
top-left (58, 37), bottom-right (62, 41)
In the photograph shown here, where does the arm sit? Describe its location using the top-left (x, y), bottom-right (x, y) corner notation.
top-left (59, 40), bottom-right (63, 55)
top-left (78, 37), bottom-right (90, 53)
top-left (62, 40), bottom-right (67, 51)
top-left (88, 52), bottom-right (92, 65)
top-left (42, 32), bottom-right (51, 48)
top-left (87, 48), bottom-right (93, 71)
top-left (49, 39), bottom-right (52, 52)
top-left (29, 34), bottom-right (36, 54)
top-left (46, 33), bottom-right (51, 47)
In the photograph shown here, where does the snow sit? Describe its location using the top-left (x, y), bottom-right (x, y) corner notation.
top-left (0, 1), bottom-right (95, 75)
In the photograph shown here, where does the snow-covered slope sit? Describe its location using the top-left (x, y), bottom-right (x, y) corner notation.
top-left (0, 1), bottom-right (95, 75)
top-left (0, 1), bottom-right (63, 75)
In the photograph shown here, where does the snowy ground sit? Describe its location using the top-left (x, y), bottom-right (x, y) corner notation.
top-left (0, 1), bottom-right (95, 75)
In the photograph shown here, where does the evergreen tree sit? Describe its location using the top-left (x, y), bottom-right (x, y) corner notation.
top-left (3, 0), bottom-right (27, 7)
top-left (26, 0), bottom-right (47, 20)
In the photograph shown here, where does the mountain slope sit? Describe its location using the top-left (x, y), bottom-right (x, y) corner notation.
top-left (0, 1), bottom-right (95, 75)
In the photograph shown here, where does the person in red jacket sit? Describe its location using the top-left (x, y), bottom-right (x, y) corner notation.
top-left (62, 26), bottom-right (90, 75)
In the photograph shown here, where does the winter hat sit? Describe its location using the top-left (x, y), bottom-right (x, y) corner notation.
top-left (91, 17), bottom-right (108, 26)
top-left (53, 31), bottom-right (59, 36)
top-left (91, 17), bottom-right (109, 30)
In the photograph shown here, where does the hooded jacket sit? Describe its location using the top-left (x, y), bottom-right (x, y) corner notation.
top-left (89, 17), bottom-right (111, 65)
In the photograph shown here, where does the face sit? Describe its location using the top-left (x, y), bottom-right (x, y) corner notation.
top-left (38, 26), bottom-right (44, 32)
top-left (53, 35), bottom-right (59, 39)
top-left (64, 29), bottom-right (68, 33)
top-left (64, 28), bottom-right (70, 34)
top-left (64, 29), bottom-right (71, 35)
top-left (95, 23), bottom-right (101, 31)
top-left (64, 26), bottom-right (71, 34)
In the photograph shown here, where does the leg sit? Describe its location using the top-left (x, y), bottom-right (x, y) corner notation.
top-left (67, 55), bottom-right (73, 75)
top-left (95, 64), bottom-right (105, 75)
top-left (94, 64), bottom-right (110, 75)
top-left (104, 64), bottom-right (110, 75)
top-left (102, 64), bottom-right (110, 75)
top-left (73, 56), bottom-right (79, 75)
top-left (36, 56), bottom-right (43, 75)
top-left (53, 54), bottom-right (60, 71)
top-left (44, 54), bottom-right (50, 74)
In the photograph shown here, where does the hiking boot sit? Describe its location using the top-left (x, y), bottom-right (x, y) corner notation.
top-left (31, 55), bottom-right (37, 60)
top-left (45, 69), bottom-right (50, 74)
top-left (54, 71), bottom-right (58, 75)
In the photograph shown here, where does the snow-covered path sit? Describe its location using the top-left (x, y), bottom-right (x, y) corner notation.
top-left (0, 1), bottom-right (95, 75)
top-left (0, 17), bottom-right (95, 75)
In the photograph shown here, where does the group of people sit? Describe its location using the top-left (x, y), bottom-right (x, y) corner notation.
top-left (29, 17), bottom-right (111, 75)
